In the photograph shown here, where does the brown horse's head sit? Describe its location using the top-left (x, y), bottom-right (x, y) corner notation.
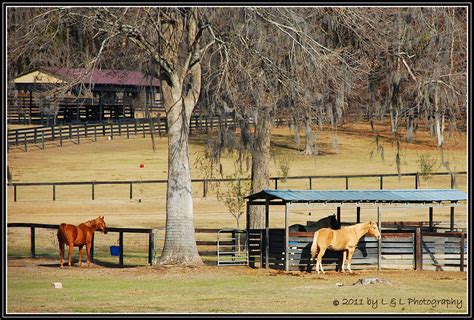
top-left (96, 216), bottom-right (108, 234)
top-left (366, 221), bottom-right (381, 239)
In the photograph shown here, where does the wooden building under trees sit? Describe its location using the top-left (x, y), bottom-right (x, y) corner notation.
top-left (9, 67), bottom-right (162, 125)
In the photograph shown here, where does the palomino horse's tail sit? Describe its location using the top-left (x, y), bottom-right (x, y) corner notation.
top-left (310, 230), bottom-right (320, 260)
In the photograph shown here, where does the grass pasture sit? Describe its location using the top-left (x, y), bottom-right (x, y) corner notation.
top-left (6, 121), bottom-right (469, 314)
top-left (7, 259), bottom-right (467, 314)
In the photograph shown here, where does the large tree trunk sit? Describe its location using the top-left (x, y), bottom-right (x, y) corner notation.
top-left (159, 98), bottom-right (202, 265)
top-left (249, 107), bottom-right (272, 229)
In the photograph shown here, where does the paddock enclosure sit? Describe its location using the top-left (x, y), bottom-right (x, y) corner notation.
top-left (246, 189), bottom-right (467, 272)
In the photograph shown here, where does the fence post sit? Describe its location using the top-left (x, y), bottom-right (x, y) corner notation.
top-left (92, 182), bottom-right (95, 200)
top-left (42, 132), bottom-right (45, 150)
top-left (94, 124), bottom-right (97, 142)
top-left (274, 178), bottom-right (278, 190)
top-left (34, 128), bottom-right (37, 144)
top-left (14, 185), bottom-right (17, 202)
top-left (119, 231), bottom-right (124, 266)
top-left (309, 177), bottom-right (312, 190)
top-left (142, 123), bottom-right (146, 137)
top-left (356, 206), bottom-right (360, 223)
top-left (24, 133), bottom-right (27, 152)
top-left (85, 123), bottom-right (88, 138)
top-left (77, 127), bottom-right (80, 144)
top-left (460, 233), bottom-right (465, 272)
top-left (53, 184), bottom-right (56, 201)
top-left (90, 235), bottom-right (95, 263)
top-left (415, 228), bottom-right (422, 271)
top-left (450, 206), bottom-right (455, 231)
top-left (52, 126), bottom-right (55, 141)
top-left (119, 122), bottom-right (122, 137)
top-left (345, 176), bottom-right (349, 190)
top-left (16, 129), bottom-right (19, 145)
top-left (30, 226), bottom-right (36, 258)
top-left (415, 172), bottom-right (419, 189)
top-left (110, 123), bottom-right (114, 140)
top-left (69, 124), bottom-right (72, 140)
top-left (130, 182), bottom-right (133, 200)
top-left (148, 229), bottom-right (157, 265)
top-left (126, 124), bottom-right (130, 139)
top-left (450, 173), bottom-right (455, 189)
top-left (203, 179), bottom-right (208, 198)
top-left (379, 175), bottom-right (383, 190)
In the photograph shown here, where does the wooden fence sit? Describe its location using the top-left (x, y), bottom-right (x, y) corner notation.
top-left (7, 223), bottom-right (231, 267)
top-left (250, 228), bottom-right (467, 272)
top-left (7, 115), bottom-right (232, 151)
top-left (7, 171), bottom-right (466, 202)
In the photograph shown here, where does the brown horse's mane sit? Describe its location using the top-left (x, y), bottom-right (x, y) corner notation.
top-left (82, 217), bottom-right (100, 228)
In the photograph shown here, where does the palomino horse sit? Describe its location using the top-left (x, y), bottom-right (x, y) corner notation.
top-left (310, 221), bottom-right (381, 274)
top-left (57, 216), bottom-right (108, 268)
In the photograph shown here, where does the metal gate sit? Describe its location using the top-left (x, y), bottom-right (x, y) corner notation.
top-left (217, 229), bottom-right (248, 266)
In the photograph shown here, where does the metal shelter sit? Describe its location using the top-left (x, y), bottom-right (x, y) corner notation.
top-left (245, 189), bottom-right (467, 271)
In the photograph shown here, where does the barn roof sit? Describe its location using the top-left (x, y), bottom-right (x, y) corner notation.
top-left (246, 189), bottom-right (467, 204)
top-left (14, 68), bottom-right (160, 87)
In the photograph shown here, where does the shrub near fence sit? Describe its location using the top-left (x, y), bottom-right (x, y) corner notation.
top-left (8, 171), bottom-right (467, 202)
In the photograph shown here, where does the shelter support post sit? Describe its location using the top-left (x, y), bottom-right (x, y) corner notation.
top-left (356, 206), bottom-right (361, 223)
top-left (284, 203), bottom-right (289, 271)
top-left (450, 205), bottom-right (455, 231)
top-left (337, 207), bottom-right (341, 223)
top-left (429, 207), bottom-right (433, 231)
top-left (377, 206), bottom-right (381, 271)
top-left (265, 198), bottom-right (270, 269)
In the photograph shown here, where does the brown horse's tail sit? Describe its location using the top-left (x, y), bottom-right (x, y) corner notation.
top-left (57, 223), bottom-right (66, 243)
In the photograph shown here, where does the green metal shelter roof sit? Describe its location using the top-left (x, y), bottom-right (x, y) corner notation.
top-left (246, 189), bottom-right (467, 204)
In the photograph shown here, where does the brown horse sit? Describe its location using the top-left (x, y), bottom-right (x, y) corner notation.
top-left (310, 221), bottom-right (381, 274)
top-left (57, 216), bottom-right (108, 268)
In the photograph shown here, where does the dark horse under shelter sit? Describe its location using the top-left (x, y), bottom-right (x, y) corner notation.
top-left (289, 214), bottom-right (341, 233)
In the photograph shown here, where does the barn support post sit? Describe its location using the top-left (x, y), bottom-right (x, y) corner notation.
top-left (377, 206), bottom-right (381, 271)
top-left (415, 227), bottom-right (422, 271)
top-left (284, 203), bottom-right (289, 271)
top-left (119, 231), bottom-right (124, 266)
top-left (59, 126), bottom-right (63, 147)
top-left (429, 207), bottom-right (434, 231)
top-left (265, 197), bottom-right (270, 269)
top-left (30, 226), bottom-right (36, 258)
